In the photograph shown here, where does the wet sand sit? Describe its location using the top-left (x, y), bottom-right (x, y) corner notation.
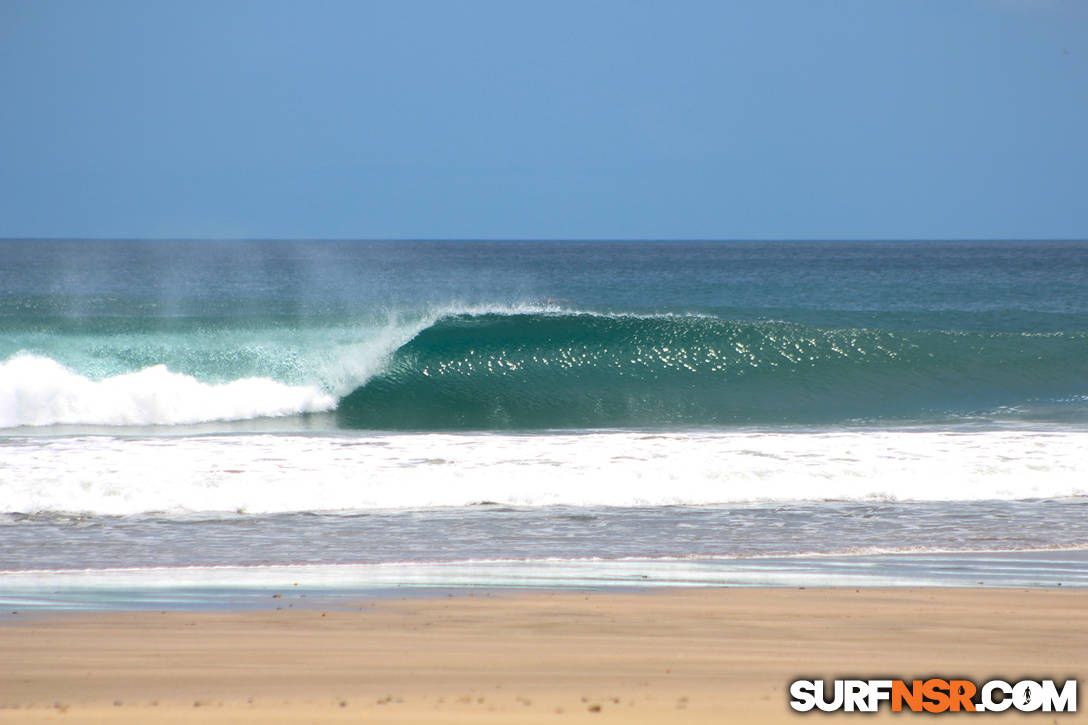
top-left (1, 587), bottom-right (1084, 723)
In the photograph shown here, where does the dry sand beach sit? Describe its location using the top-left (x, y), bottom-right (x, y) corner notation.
top-left (2, 587), bottom-right (1084, 724)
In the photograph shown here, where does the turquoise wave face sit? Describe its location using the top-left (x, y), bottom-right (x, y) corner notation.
top-left (336, 312), bottom-right (1088, 429)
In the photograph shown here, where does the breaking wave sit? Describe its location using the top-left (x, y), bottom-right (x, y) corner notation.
top-left (336, 311), bottom-right (1088, 429)
top-left (2, 308), bottom-right (1087, 429)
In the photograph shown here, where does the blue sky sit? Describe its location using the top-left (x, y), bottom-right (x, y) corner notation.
top-left (1, 0), bottom-right (1085, 239)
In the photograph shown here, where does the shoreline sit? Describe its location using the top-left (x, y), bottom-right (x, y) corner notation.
top-left (2, 587), bottom-right (1084, 723)
top-left (4, 549), bottom-right (1088, 613)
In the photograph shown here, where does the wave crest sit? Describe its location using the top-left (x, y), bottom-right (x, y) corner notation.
top-left (337, 312), bottom-right (1088, 428)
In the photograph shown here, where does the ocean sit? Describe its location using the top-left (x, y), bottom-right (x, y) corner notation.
top-left (2, 240), bottom-right (1087, 607)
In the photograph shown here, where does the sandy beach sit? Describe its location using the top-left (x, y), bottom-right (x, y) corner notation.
top-left (1, 587), bottom-right (1084, 723)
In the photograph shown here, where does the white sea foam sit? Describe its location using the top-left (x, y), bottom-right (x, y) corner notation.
top-left (1, 429), bottom-right (1084, 515)
top-left (0, 353), bottom-right (337, 427)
